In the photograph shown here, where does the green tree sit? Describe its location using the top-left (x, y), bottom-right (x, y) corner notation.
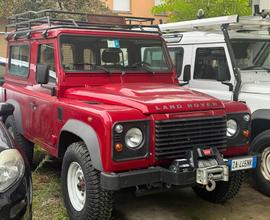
top-left (152, 0), bottom-right (252, 21)
top-left (0, 0), bottom-right (112, 17)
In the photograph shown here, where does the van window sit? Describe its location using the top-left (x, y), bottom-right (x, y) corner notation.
top-left (168, 47), bottom-right (184, 71)
top-left (8, 45), bottom-right (30, 77)
top-left (168, 47), bottom-right (184, 66)
top-left (194, 47), bottom-right (230, 81)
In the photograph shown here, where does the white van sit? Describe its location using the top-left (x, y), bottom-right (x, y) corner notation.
top-left (160, 15), bottom-right (270, 196)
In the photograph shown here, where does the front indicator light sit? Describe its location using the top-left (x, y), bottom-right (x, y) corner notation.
top-left (114, 143), bottom-right (123, 152)
top-left (243, 130), bottom-right (250, 138)
top-left (0, 149), bottom-right (25, 192)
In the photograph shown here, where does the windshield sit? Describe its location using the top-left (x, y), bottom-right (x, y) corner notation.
top-left (232, 39), bottom-right (270, 71)
top-left (60, 35), bottom-right (170, 73)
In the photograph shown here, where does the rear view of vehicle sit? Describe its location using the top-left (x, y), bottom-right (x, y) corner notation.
top-left (2, 10), bottom-right (257, 219)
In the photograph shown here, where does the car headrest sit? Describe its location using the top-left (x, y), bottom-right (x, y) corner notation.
top-left (102, 49), bottom-right (121, 64)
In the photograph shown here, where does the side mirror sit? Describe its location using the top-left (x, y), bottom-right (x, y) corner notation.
top-left (175, 53), bottom-right (183, 78)
top-left (183, 65), bottom-right (191, 82)
top-left (36, 64), bottom-right (49, 84)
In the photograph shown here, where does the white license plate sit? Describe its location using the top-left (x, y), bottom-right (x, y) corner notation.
top-left (229, 157), bottom-right (257, 171)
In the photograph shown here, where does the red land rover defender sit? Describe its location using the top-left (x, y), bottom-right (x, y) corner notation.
top-left (2, 10), bottom-right (256, 219)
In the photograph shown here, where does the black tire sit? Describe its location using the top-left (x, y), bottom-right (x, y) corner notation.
top-left (61, 142), bottom-right (113, 220)
top-left (250, 130), bottom-right (270, 196)
top-left (193, 171), bottom-right (244, 203)
top-left (5, 115), bottom-right (34, 165)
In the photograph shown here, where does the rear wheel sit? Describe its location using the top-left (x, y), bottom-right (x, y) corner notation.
top-left (193, 171), bottom-right (244, 203)
top-left (251, 130), bottom-right (270, 196)
top-left (5, 115), bottom-right (34, 165)
top-left (61, 142), bottom-right (113, 220)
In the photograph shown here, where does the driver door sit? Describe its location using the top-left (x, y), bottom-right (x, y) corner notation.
top-left (184, 43), bottom-right (235, 101)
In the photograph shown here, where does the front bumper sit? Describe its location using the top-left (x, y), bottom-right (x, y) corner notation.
top-left (0, 170), bottom-right (32, 220)
top-left (101, 155), bottom-right (257, 191)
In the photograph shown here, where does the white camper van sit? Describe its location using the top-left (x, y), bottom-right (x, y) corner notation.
top-left (160, 15), bottom-right (270, 196)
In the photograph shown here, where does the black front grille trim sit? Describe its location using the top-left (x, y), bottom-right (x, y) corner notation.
top-left (155, 116), bottom-right (227, 160)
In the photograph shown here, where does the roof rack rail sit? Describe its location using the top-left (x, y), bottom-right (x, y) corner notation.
top-left (159, 15), bottom-right (270, 33)
top-left (5, 9), bottom-right (159, 37)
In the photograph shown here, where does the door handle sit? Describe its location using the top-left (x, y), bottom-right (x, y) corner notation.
top-left (30, 102), bottom-right (38, 110)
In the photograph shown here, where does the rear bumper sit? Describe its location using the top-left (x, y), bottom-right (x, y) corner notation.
top-left (101, 155), bottom-right (257, 191)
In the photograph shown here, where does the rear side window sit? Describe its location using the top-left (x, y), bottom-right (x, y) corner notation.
top-left (194, 47), bottom-right (230, 81)
top-left (8, 45), bottom-right (30, 77)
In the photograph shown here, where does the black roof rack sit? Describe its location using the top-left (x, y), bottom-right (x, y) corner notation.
top-left (5, 9), bottom-right (160, 38)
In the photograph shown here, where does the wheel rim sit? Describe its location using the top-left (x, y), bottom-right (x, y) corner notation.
top-left (7, 126), bottom-right (15, 139)
top-left (67, 162), bottom-right (86, 211)
top-left (261, 147), bottom-right (270, 181)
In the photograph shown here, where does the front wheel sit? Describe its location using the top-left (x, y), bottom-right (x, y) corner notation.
top-left (193, 171), bottom-right (244, 203)
top-left (251, 130), bottom-right (270, 196)
top-left (61, 142), bottom-right (113, 220)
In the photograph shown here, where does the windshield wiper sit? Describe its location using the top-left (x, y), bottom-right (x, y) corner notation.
top-left (92, 65), bottom-right (112, 74)
top-left (242, 65), bottom-right (270, 71)
top-left (132, 62), bottom-right (155, 74)
top-left (70, 63), bottom-right (112, 74)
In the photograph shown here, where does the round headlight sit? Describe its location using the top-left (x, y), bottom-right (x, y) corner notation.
top-left (243, 114), bottom-right (250, 122)
top-left (227, 119), bottom-right (238, 137)
top-left (0, 149), bottom-right (25, 192)
top-left (125, 128), bottom-right (143, 149)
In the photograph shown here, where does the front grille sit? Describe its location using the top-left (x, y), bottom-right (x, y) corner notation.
top-left (155, 116), bottom-right (227, 160)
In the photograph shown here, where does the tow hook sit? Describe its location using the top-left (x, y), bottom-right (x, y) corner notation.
top-left (206, 177), bottom-right (216, 192)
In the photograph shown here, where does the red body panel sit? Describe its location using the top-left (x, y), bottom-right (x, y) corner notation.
top-left (2, 27), bottom-right (251, 172)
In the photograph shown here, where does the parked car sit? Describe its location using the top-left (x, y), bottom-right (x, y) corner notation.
top-left (0, 103), bottom-right (32, 220)
top-left (1, 10), bottom-right (257, 219)
top-left (160, 15), bottom-right (270, 196)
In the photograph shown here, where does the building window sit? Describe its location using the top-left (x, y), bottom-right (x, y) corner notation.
top-left (155, 0), bottom-right (163, 6)
top-left (113, 0), bottom-right (130, 12)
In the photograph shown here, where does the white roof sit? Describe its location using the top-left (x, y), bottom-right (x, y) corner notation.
top-left (164, 30), bottom-right (270, 45)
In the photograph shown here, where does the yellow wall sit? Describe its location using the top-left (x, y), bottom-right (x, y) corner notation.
top-left (101, 0), bottom-right (168, 24)
top-left (0, 18), bottom-right (7, 58)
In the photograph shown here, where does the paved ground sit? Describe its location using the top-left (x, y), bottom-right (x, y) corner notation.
top-left (114, 183), bottom-right (270, 220)
top-left (33, 154), bottom-right (270, 220)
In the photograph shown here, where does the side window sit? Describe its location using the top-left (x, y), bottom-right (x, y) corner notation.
top-left (194, 47), bottom-right (230, 81)
top-left (168, 47), bottom-right (184, 70)
top-left (8, 45), bottom-right (30, 77)
top-left (38, 44), bottom-right (56, 84)
top-left (142, 47), bottom-right (167, 70)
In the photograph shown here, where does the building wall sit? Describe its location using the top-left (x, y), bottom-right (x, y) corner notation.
top-left (101, 0), bottom-right (168, 24)
top-left (0, 18), bottom-right (7, 58)
top-left (252, 0), bottom-right (270, 13)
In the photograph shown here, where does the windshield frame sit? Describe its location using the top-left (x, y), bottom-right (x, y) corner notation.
top-left (58, 33), bottom-right (173, 74)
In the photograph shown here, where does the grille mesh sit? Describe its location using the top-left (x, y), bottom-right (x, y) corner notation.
top-left (155, 116), bottom-right (227, 160)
